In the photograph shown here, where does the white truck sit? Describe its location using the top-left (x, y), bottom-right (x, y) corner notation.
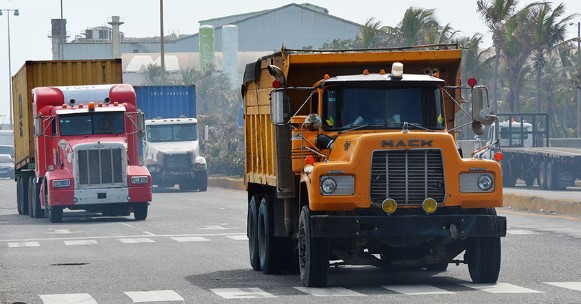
top-left (143, 118), bottom-right (208, 191)
top-left (484, 113), bottom-right (581, 190)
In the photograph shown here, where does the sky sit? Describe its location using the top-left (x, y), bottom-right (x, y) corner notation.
top-left (1, 0), bottom-right (580, 124)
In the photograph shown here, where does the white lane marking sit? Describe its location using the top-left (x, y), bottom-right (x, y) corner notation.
top-left (294, 287), bottom-right (366, 296)
top-left (544, 282), bottom-right (581, 291)
top-left (462, 283), bottom-right (543, 293)
top-left (53, 229), bottom-right (71, 234)
top-left (8, 241), bottom-right (40, 248)
top-left (211, 288), bottom-right (276, 299)
top-left (226, 235), bottom-right (248, 241)
top-left (0, 232), bottom-right (247, 243)
top-left (143, 231), bottom-right (157, 236)
top-left (40, 293), bottom-right (97, 304)
top-left (202, 225), bottom-right (229, 230)
top-left (382, 284), bottom-right (456, 295)
top-left (64, 240), bottom-right (98, 246)
top-left (118, 238), bottom-right (155, 244)
top-left (121, 223), bottom-right (135, 228)
top-left (171, 237), bottom-right (210, 242)
top-left (124, 290), bottom-right (184, 302)
top-left (507, 229), bottom-right (537, 235)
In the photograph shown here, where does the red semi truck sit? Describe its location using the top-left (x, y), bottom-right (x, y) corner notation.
top-left (14, 84), bottom-right (151, 222)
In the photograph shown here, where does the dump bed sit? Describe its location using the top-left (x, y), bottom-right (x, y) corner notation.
top-left (12, 59), bottom-right (122, 171)
top-left (242, 46), bottom-right (463, 186)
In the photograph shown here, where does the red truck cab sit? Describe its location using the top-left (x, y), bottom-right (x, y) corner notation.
top-left (31, 84), bottom-right (151, 222)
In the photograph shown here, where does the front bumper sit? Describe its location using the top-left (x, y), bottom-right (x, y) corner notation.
top-left (309, 214), bottom-right (507, 239)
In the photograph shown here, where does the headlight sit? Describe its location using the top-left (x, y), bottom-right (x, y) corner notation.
top-left (52, 179), bottom-right (71, 188)
top-left (321, 177), bottom-right (337, 194)
top-left (478, 175), bottom-right (494, 191)
top-left (460, 173), bottom-right (494, 193)
top-left (320, 175), bottom-right (354, 196)
top-left (147, 165), bottom-right (158, 172)
top-left (131, 176), bottom-right (149, 185)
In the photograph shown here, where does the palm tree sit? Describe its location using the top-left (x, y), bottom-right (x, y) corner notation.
top-left (355, 18), bottom-right (384, 48)
top-left (143, 64), bottom-right (162, 85)
top-left (399, 7), bottom-right (439, 46)
top-left (501, 7), bottom-right (533, 113)
top-left (477, 0), bottom-right (518, 112)
top-left (529, 2), bottom-right (574, 113)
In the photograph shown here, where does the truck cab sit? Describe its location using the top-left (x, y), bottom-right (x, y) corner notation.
top-left (25, 84), bottom-right (152, 222)
top-left (143, 118), bottom-right (207, 191)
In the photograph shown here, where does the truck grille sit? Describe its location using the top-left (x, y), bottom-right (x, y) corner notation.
top-left (78, 148), bottom-right (124, 185)
top-left (370, 149), bottom-right (445, 206)
top-left (164, 154), bottom-right (193, 170)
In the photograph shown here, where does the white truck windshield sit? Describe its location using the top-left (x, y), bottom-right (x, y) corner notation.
top-left (322, 85), bottom-right (444, 131)
top-left (147, 123), bottom-right (198, 142)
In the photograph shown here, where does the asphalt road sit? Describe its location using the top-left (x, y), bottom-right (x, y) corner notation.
top-left (1, 178), bottom-right (581, 304)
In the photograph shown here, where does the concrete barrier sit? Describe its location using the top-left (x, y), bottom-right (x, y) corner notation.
top-left (209, 176), bottom-right (581, 217)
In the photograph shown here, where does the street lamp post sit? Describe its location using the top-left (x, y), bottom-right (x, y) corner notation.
top-left (0, 8), bottom-right (19, 128)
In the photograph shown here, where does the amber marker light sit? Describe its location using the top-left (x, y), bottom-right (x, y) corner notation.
top-left (88, 102), bottom-right (96, 111)
top-left (422, 198), bottom-right (438, 214)
top-left (382, 198), bottom-right (398, 215)
top-left (494, 151), bottom-right (504, 162)
top-left (305, 155), bottom-right (315, 165)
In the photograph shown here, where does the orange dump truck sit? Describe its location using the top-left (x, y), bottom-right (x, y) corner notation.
top-left (242, 44), bottom-right (507, 287)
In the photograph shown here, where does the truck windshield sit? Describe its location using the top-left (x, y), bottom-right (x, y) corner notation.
top-left (147, 123), bottom-right (198, 142)
top-left (322, 84), bottom-right (444, 131)
top-left (59, 112), bottom-right (125, 136)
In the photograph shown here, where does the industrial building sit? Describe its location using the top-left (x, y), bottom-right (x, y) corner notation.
top-left (49, 3), bottom-right (362, 86)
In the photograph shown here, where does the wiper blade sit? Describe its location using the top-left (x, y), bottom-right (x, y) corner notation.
top-left (387, 122), bottom-right (434, 132)
top-left (340, 124), bottom-right (385, 133)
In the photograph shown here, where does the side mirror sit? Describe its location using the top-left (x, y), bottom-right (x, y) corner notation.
top-left (34, 116), bottom-right (42, 136)
top-left (137, 112), bottom-right (145, 138)
top-left (304, 113), bottom-right (322, 131)
top-left (479, 108), bottom-right (496, 126)
top-left (270, 89), bottom-right (285, 125)
top-left (471, 87), bottom-right (484, 122)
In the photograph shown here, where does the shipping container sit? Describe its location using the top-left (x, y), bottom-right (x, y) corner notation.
top-left (11, 59), bottom-right (122, 171)
top-left (134, 85), bottom-right (196, 120)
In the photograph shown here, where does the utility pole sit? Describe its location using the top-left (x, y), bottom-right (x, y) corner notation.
top-left (159, 0), bottom-right (165, 85)
top-left (577, 22), bottom-right (580, 138)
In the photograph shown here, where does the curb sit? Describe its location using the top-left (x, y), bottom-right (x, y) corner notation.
top-left (208, 176), bottom-right (245, 191)
top-left (503, 193), bottom-right (581, 217)
top-left (208, 176), bottom-right (580, 217)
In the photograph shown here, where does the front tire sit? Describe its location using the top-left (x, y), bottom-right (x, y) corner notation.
top-left (133, 203), bottom-right (148, 221)
top-left (466, 208), bottom-right (501, 283)
top-left (49, 206), bottom-right (63, 223)
top-left (196, 171), bottom-right (208, 192)
top-left (298, 206), bottom-right (329, 287)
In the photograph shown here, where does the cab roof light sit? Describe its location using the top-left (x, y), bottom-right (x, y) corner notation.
top-left (362, 69), bottom-right (369, 75)
top-left (391, 62), bottom-right (403, 78)
top-left (98, 103), bottom-right (103, 107)
top-left (62, 104), bottom-right (67, 109)
top-left (324, 74), bottom-right (330, 80)
top-left (88, 102), bottom-right (96, 111)
top-left (379, 69), bottom-right (386, 75)
top-left (78, 104), bottom-right (84, 109)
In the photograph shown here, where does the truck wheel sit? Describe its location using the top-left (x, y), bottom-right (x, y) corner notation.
top-left (247, 195), bottom-right (261, 271)
top-left (501, 162), bottom-right (516, 187)
top-left (27, 177), bottom-right (35, 218)
top-left (298, 206), bottom-right (329, 287)
top-left (258, 196), bottom-right (282, 274)
top-left (30, 179), bottom-right (44, 219)
top-left (16, 177), bottom-right (23, 214)
top-left (19, 176), bottom-right (30, 215)
top-left (466, 208), bottom-right (501, 283)
top-left (546, 162), bottom-right (561, 190)
top-left (133, 203), bottom-right (148, 221)
top-left (538, 162), bottom-right (547, 190)
top-left (49, 206), bottom-right (63, 223)
top-left (196, 171), bottom-right (208, 192)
